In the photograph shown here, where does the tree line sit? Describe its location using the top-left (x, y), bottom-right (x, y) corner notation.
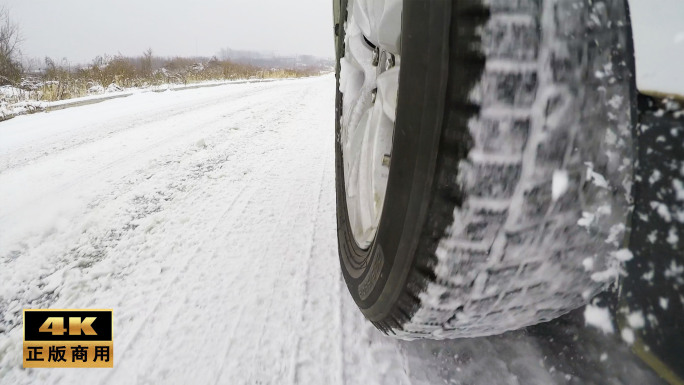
top-left (0, 8), bottom-right (323, 102)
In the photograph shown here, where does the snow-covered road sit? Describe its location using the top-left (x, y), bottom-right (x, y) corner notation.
top-left (0, 75), bottom-right (666, 385)
top-left (0, 75), bottom-right (407, 384)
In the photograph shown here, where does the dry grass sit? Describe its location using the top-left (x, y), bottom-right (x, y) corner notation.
top-left (30, 54), bottom-right (322, 102)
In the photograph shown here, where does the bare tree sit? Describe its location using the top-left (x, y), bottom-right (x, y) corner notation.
top-left (0, 7), bottom-right (22, 84)
top-left (141, 48), bottom-right (153, 76)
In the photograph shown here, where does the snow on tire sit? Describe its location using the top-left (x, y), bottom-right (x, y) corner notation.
top-left (334, 0), bottom-right (636, 339)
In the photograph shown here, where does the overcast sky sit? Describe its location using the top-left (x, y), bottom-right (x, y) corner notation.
top-left (3, 0), bottom-right (334, 64)
top-left (2, 0), bottom-right (683, 93)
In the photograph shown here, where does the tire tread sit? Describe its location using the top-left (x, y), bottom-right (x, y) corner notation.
top-left (378, 0), bottom-right (634, 338)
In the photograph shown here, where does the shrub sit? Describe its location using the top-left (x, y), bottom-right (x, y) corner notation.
top-left (0, 7), bottom-right (22, 85)
top-left (18, 50), bottom-right (322, 102)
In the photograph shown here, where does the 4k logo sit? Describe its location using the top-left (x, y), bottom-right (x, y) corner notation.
top-left (23, 309), bottom-right (113, 368)
top-left (39, 316), bottom-right (97, 336)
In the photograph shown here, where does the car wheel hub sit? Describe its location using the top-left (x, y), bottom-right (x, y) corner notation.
top-left (339, 0), bottom-right (402, 249)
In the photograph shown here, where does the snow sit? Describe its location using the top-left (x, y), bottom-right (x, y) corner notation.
top-left (0, 86), bottom-right (28, 98)
top-left (0, 75), bottom-right (409, 385)
top-left (626, 311), bottom-right (646, 329)
top-left (667, 227), bottom-right (679, 246)
top-left (659, 297), bottom-right (669, 310)
top-left (649, 169), bottom-right (662, 185)
top-left (612, 249), bottom-right (634, 263)
top-left (0, 70), bottom-right (670, 384)
top-left (605, 224), bottom-right (626, 246)
top-left (585, 163), bottom-right (610, 189)
top-left (642, 269), bottom-right (655, 282)
top-left (0, 78), bottom-right (289, 121)
top-left (105, 83), bottom-right (123, 93)
top-left (88, 84), bottom-right (105, 94)
top-left (621, 328), bottom-right (635, 345)
top-left (584, 305), bottom-right (615, 334)
top-left (588, 249), bottom-right (632, 284)
top-left (649, 201), bottom-right (672, 222)
top-left (607, 95), bottom-right (624, 110)
top-left (674, 179), bottom-right (684, 201)
top-left (591, 268), bottom-right (620, 283)
top-left (551, 170), bottom-right (569, 200)
top-left (647, 230), bottom-right (658, 244)
top-left (577, 212), bottom-right (596, 229)
top-left (664, 261), bottom-right (684, 280)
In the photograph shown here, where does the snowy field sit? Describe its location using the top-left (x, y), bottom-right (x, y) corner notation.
top-left (0, 75), bottom-right (669, 384)
top-left (0, 78), bottom-right (286, 121)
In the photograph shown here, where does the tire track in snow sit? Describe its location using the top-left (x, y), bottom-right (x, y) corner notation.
top-left (0, 76), bottom-right (402, 385)
top-left (101, 180), bottom-right (257, 384)
top-left (0, 82), bottom-right (308, 334)
top-left (115, 182), bottom-right (261, 385)
top-left (242, 85), bottom-right (324, 382)
top-left (208, 84), bottom-right (329, 384)
top-left (99, 83), bottom-right (316, 385)
top-left (100, 80), bottom-right (322, 385)
top-left (290, 162), bottom-right (328, 384)
top-left (290, 116), bottom-right (334, 385)
top-left (212, 172), bottom-right (300, 383)
top-left (0, 77), bottom-right (329, 384)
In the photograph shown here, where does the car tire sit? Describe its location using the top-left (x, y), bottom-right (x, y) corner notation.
top-left (335, 0), bottom-right (637, 338)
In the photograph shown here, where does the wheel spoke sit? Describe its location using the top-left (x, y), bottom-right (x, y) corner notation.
top-left (345, 109), bottom-right (374, 243)
top-left (376, 67), bottom-right (400, 122)
top-left (357, 110), bottom-right (376, 235)
top-left (346, 27), bottom-right (373, 68)
top-left (377, 0), bottom-right (402, 55)
top-left (340, 0), bottom-right (402, 248)
top-left (353, 0), bottom-right (386, 45)
top-left (344, 107), bottom-right (367, 194)
top-left (369, 99), bottom-right (393, 223)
